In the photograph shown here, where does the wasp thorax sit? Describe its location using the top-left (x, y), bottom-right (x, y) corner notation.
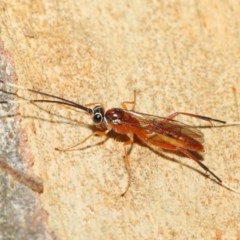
top-left (105, 108), bottom-right (125, 124)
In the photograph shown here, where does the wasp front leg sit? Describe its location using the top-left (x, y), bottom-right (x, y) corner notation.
top-left (56, 130), bottom-right (109, 151)
top-left (121, 90), bottom-right (137, 111)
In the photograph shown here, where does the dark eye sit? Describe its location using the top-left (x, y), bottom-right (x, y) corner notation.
top-left (92, 106), bottom-right (104, 124)
top-left (93, 112), bottom-right (103, 123)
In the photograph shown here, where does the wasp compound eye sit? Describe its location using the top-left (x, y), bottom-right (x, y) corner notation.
top-left (92, 105), bottom-right (104, 124)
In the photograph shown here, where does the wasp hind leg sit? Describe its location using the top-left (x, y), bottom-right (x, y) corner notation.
top-left (166, 112), bottom-right (225, 124)
top-left (179, 148), bottom-right (239, 193)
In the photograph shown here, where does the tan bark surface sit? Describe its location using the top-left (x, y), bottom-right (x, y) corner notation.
top-left (1, 1), bottom-right (240, 239)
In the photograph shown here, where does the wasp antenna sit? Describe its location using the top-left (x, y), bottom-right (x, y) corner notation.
top-left (0, 80), bottom-right (29, 91)
top-left (28, 89), bottom-right (93, 114)
top-left (1, 100), bottom-right (31, 104)
top-left (0, 80), bottom-right (93, 114)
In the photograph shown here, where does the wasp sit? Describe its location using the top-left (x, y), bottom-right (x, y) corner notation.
top-left (0, 81), bottom-right (238, 195)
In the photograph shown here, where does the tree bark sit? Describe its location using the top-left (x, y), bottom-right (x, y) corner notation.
top-left (1, 1), bottom-right (240, 239)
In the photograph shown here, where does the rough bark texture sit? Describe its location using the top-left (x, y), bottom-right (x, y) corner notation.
top-left (1, 1), bottom-right (240, 239)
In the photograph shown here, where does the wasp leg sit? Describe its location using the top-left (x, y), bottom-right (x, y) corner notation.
top-left (56, 130), bottom-right (108, 151)
top-left (166, 112), bottom-right (225, 124)
top-left (121, 134), bottom-right (134, 197)
top-left (121, 90), bottom-right (137, 111)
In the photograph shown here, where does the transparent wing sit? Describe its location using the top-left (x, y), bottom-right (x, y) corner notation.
top-left (123, 110), bottom-right (204, 143)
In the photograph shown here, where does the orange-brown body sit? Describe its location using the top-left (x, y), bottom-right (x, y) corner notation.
top-left (105, 108), bottom-right (204, 153)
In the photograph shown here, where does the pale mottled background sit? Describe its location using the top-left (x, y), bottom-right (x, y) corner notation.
top-left (1, 1), bottom-right (240, 239)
